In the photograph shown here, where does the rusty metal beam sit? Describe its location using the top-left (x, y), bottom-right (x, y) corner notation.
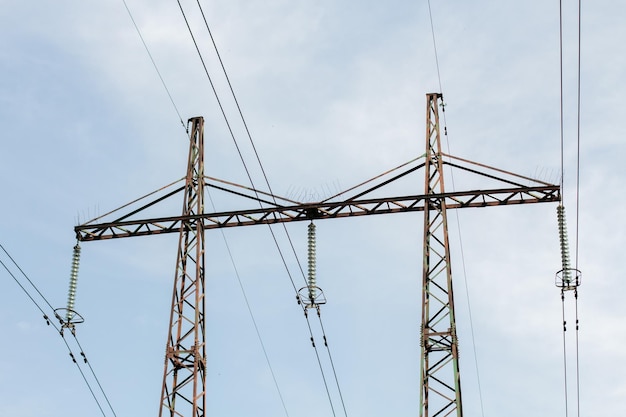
top-left (75, 185), bottom-right (559, 241)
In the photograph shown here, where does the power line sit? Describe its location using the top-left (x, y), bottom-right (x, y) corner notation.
top-left (426, 3), bottom-right (486, 416)
top-left (205, 191), bottom-right (291, 417)
top-left (560, 0), bottom-right (566, 207)
top-left (427, 0), bottom-right (444, 97)
top-left (0, 242), bottom-right (117, 417)
top-left (558, 0), bottom-right (584, 414)
top-left (121, 1), bottom-right (342, 412)
top-left (70, 333), bottom-right (118, 417)
top-left (1, 243), bottom-right (55, 312)
top-left (574, 1), bottom-right (583, 416)
top-left (175, 3), bottom-right (351, 415)
top-left (560, 289), bottom-right (570, 417)
top-left (305, 312), bottom-right (338, 417)
top-left (120, 0), bottom-right (186, 131)
top-left (317, 313), bottom-right (349, 417)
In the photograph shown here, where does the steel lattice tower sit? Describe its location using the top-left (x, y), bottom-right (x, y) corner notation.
top-left (159, 117), bottom-right (206, 417)
top-left (75, 94), bottom-right (560, 417)
top-left (420, 93), bottom-right (462, 417)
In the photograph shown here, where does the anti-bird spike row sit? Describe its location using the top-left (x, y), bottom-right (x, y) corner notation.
top-left (307, 221), bottom-right (317, 301)
top-left (557, 205), bottom-right (572, 283)
top-left (66, 243), bottom-right (81, 321)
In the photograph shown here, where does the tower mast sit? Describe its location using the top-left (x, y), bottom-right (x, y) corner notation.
top-left (420, 93), bottom-right (462, 416)
top-left (159, 117), bottom-right (206, 417)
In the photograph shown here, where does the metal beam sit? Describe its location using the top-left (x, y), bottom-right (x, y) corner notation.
top-left (75, 185), bottom-right (559, 241)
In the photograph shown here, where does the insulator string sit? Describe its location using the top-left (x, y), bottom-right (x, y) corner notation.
top-left (66, 244), bottom-right (81, 321)
top-left (307, 222), bottom-right (317, 301)
top-left (557, 205), bottom-right (572, 283)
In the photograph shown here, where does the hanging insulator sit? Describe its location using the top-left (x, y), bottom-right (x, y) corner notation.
top-left (66, 244), bottom-right (81, 321)
top-left (556, 205), bottom-right (572, 283)
top-left (307, 222), bottom-right (317, 301)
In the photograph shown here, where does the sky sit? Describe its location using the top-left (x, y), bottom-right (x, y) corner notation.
top-left (1, 1), bottom-right (625, 416)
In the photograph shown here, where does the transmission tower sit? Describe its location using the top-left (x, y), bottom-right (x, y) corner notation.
top-left (420, 93), bottom-right (462, 416)
top-left (74, 94), bottom-right (560, 417)
top-left (158, 117), bottom-right (206, 417)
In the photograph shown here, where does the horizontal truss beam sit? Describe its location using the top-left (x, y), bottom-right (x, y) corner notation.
top-left (75, 185), bottom-right (559, 241)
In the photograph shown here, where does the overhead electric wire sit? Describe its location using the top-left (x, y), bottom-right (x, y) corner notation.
top-left (426, 3), bottom-right (486, 416)
top-left (69, 333), bottom-right (118, 417)
top-left (117, 1), bottom-right (299, 413)
top-left (574, 1), bottom-right (583, 416)
top-left (60, 333), bottom-right (108, 417)
top-left (305, 313), bottom-right (338, 417)
top-left (560, 0), bottom-right (566, 206)
top-left (560, 289), bottom-right (570, 417)
top-left (558, 0), bottom-right (583, 415)
top-left (558, 4), bottom-right (569, 413)
top-left (174, 0), bottom-right (252, 182)
top-left (205, 191), bottom-right (291, 417)
top-left (317, 314), bottom-right (349, 417)
top-left (173, 3), bottom-right (331, 413)
top-left (427, 0), bottom-right (444, 98)
top-left (119, 0), bottom-right (186, 130)
top-left (0, 243), bottom-right (116, 417)
top-left (575, 0), bottom-right (582, 273)
top-left (0, 245), bottom-right (53, 314)
top-left (176, 2), bottom-right (350, 415)
top-left (189, 0), bottom-right (313, 297)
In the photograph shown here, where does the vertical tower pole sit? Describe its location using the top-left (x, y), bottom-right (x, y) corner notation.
top-left (159, 117), bottom-right (206, 417)
top-left (419, 93), bottom-right (463, 417)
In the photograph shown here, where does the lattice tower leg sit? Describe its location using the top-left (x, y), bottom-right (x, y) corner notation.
top-left (419, 93), bottom-right (463, 417)
top-left (159, 117), bottom-right (206, 417)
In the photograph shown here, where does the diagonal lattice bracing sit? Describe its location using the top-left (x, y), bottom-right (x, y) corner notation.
top-left (159, 117), bottom-right (206, 417)
top-left (420, 93), bottom-right (462, 417)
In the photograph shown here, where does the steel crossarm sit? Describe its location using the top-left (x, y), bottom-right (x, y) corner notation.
top-left (75, 185), bottom-right (559, 241)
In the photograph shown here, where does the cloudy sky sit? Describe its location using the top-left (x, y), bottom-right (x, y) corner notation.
top-left (1, 1), bottom-right (624, 416)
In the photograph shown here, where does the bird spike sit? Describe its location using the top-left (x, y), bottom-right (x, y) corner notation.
top-left (66, 244), bottom-right (81, 321)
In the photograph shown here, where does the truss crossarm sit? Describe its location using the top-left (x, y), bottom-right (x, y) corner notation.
top-left (75, 185), bottom-right (559, 241)
top-left (205, 176), bottom-right (303, 207)
top-left (441, 152), bottom-right (556, 187)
